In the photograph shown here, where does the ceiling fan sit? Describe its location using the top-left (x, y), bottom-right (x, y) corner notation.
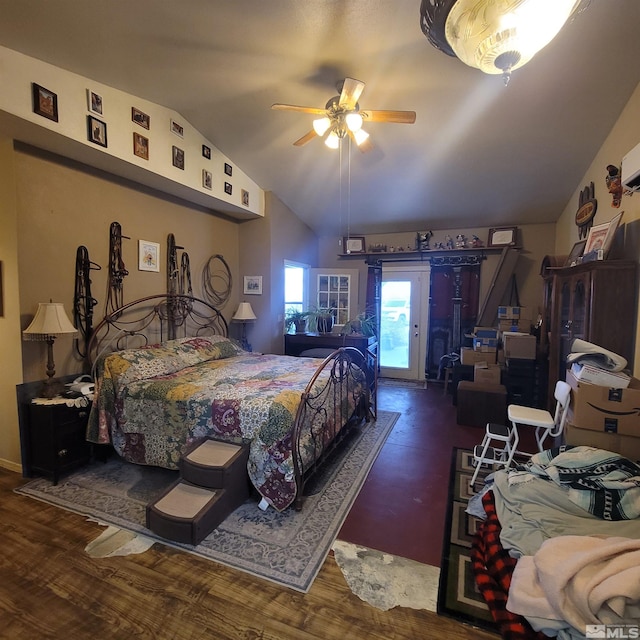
top-left (271, 78), bottom-right (416, 152)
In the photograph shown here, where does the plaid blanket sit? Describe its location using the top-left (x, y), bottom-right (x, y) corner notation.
top-left (471, 492), bottom-right (547, 640)
top-left (517, 446), bottom-right (640, 521)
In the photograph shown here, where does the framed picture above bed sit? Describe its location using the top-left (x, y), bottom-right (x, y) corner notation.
top-left (138, 240), bottom-right (160, 272)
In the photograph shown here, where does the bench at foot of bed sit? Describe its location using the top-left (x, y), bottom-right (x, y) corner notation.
top-left (146, 439), bottom-right (250, 545)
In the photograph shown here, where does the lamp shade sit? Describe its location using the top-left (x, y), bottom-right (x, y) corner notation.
top-left (22, 302), bottom-right (78, 341)
top-left (232, 302), bottom-right (257, 322)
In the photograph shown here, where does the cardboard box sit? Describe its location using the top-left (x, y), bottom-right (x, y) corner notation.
top-left (497, 306), bottom-right (531, 321)
top-left (460, 347), bottom-right (496, 365)
top-left (473, 337), bottom-right (498, 350)
top-left (566, 370), bottom-right (640, 436)
top-left (474, 363), bottom-right (501, 385)
top-left (498, 319), bottom-right (530, 333)
top-left (570, 363), bottom-right (631, 389)
top-left (565, 423), bottom-right (640, 462)
top-left (502, 332), bottom-right (536, 360)
top-left (474, 327), bottom-right (499, 339)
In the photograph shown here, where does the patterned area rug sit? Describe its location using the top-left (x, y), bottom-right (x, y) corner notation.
top-left (437, 448), bottom-right (498, 634)
top-left (378, 377), bottom-right (427, 389)
top-left (15, 410), bottom-right (399, 593)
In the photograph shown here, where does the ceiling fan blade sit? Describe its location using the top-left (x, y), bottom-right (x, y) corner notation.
top-left (360, 109), bottom-right (416, 124)
top-left (293, 130), bottom-right (318, 146)
top-left (271, 103), bottom-right (327, 116)
top-left (348, 130), bottom-right (374, 154)
top-left (339, 78), bottom-right (365, 110)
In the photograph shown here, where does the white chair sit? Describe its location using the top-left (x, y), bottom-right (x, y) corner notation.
top-left (508, 380), bottom-right (571, 455)
top-left (470, 421), bottom-right (519, 489)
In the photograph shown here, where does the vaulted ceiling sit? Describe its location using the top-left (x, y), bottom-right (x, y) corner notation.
top-left (1, 0), bottom-right (639, 237)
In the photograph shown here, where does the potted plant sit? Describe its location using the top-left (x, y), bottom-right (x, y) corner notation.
top-left (284, 308), bottom-right (309, 334)
top-left (308, 307), bottom-right (335, 334)
top-left (342, 312), bottom-right (377, 338)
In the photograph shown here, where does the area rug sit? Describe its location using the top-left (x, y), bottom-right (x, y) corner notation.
top-left (437, 447), bottom-right (498, 634)
top-left (378, 377), bottom-right (426, 389)
top-left (15, 410), bottom-right (400, 593)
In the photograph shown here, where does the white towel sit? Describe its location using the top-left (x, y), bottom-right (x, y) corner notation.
top-left (507, 535), bottom-right (640, 634)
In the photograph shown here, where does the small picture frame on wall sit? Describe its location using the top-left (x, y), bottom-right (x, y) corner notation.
top-left (243, 275), bottom-right (262, 295)
top-left (172, 146), bottom-right (185, 170)
top-left (132, 107), bottom-right (150, 129)
top-left (202, 169), bottom-right (212, 190)
top-left (87, 115), bottom-right (107, 147)
top-left (170, 119), bottom-right (184, 137)
top-left (343, 236), bottom-right (366, 254)
top-left (224, 182), bottom-right (232, 195)
top-left (138, 240), bottom-right (160, 272)
top-left (32, 83), bottom-right (58, 122)
top-left (202, 144), bottom-right (211, 159)
top-left (224, 162), bottom-right (233, 176)
top-left (488, 226), bottom-right (518, 247)
top-left (241, 189), bottom-right (249, 207)
top-left (87, 89), bottom-right (103, 115)
top-left (133, 132), bottom-right (149, 160)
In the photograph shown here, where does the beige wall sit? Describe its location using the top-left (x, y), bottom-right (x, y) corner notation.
top-left (555, 82), bottom-right (640, 376)
top-left (0, 136), bottom-right (24, 471)
top-left (15, 144), bottom-right (242, 384)
top-left (238, 191), bottom-right (318, 355)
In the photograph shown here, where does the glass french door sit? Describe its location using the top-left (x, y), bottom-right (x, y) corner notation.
top-left (379, 266), bottom-right (430, 381)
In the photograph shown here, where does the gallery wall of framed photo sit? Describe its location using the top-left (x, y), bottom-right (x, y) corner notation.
top-left (0, 44), bottom-right (263, 220)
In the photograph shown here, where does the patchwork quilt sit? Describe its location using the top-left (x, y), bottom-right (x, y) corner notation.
top-left (87, 336), bottom-right (365, 510)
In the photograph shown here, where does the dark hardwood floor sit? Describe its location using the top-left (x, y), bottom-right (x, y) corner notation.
top-left (341, 380), bottom-right (482, 567)
top-left (0, 380), bottom-right (507, 639)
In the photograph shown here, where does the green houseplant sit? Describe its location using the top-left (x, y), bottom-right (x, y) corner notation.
top-left (307, 306), bottom-right (335, 334)
top-left (342, 312), bottom-right (377, 338)
top-left (284, 308), bottom-right (309, 334)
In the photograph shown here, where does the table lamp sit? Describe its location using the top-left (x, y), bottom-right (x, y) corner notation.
top-left (232, 302), bottom-right (257, 351)
top-left (23, 301), bottom-right (79, 398)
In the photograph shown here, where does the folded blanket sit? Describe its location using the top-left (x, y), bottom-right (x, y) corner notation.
top-left (507, 535), bottom-right (640, 635)
top-left (518, 446), bottom-right (640, 521)
top-left (566, 339), bottom-right (627, 372)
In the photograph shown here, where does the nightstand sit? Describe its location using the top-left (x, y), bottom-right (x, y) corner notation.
top-left (17, 377), bottom-right (93, 485)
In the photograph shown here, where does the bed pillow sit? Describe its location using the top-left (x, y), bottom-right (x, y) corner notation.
top-left (103, 335), bottom-right (243, 386)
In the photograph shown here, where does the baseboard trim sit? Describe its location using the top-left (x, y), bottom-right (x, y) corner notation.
top-left (0, 458), bottom-right (22, 474)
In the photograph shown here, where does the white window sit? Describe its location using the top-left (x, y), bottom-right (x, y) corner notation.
top-left (310, 268), bottom-right (359, 328)
top-left (284, 260), bottom-right (309, 317)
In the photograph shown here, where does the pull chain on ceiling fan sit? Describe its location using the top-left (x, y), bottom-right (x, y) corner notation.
top-left (271, 77), bottom-right (416, 152)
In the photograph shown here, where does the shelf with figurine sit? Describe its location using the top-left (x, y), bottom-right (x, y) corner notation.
top-left (339, 232), bottom-right (518, 260)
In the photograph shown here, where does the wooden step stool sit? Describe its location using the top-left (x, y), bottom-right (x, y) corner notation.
top-left (146, 439), bottom-right (250, 545)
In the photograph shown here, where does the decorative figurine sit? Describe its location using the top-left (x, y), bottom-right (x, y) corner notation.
top-left (605, 164), bottom-right (623, 208)
top-left (416, 230), bottom-right (433, 251)
top-left (455, 234), bottom-right (466, 249)
top-left (445, 234), bottom-right (454, 250)
top-left (471, 235), bottom-right (484, 248)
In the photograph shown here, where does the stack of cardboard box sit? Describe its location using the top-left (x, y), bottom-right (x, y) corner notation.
top-left (565, 367), bottom-right (640, 460)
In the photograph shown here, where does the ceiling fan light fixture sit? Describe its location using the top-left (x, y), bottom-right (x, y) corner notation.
top-left (353, 128), bottom-right (370, 146)
top-left (345, 112), bottom-right (363, 132)
top-left (420, 0), bottom-right (581, 83)
top-left (313, 116), bottom-right (332, 136)
top-left (325, 129), bottom-right (341, 149)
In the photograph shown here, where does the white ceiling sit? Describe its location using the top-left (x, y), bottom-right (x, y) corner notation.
top-left (1, 0), bottom-right (639, 237)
